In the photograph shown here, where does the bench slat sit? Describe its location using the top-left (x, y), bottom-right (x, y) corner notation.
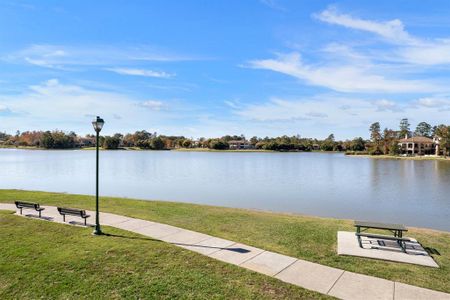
top-left (57, 207), bottom-right (88, 218)
top-left (57, 207), bottom-right (90, 226)
top-left (15, 201), bottom-right (44, 217)
top-left (15, 201), bottom-right (38, 208)
top-left (356, 233), bottom-right (411, 242)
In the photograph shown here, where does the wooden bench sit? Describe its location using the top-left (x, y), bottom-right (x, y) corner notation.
top-left (354, 221), bottom-right (409, 253)
top-left (57, 207), bottom-right (90, 226)
top-left (15, 201), bottom-right (45, 217)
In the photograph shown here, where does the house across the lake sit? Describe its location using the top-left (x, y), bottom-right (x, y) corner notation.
top-left (228, 140), bottom-right (254, 150)
top-left (77, 137), bottom-right (95, 148)
top-left (398, 136), bottom-right (435, 155)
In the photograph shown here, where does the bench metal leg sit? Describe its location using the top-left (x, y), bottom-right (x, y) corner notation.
top-left (398, 240), bottom-right (407, 253)
top-left (356, 226), bottom-right (363, 248)
top-left (19, 208), bottom-right (23, 215)
top-left (84, 218), bottom-right (87, 226)
top-left (63, 215), bottom-right (66, 223)
top-left (39, 210), bottom-right (41, 218)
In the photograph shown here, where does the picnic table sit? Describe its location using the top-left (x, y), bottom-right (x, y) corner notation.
top-left (354, 220), bottom-right (409, 252)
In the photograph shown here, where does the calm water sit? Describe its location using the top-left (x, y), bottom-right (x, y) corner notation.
top-left (0, 149), bottom-right (449, 231)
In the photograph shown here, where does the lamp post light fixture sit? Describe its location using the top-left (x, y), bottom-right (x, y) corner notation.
top-left (92, 116), bottom-right (104, 235)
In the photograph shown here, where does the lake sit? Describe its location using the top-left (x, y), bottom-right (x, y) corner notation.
top-left (0, 149), bottom-right (449, 231)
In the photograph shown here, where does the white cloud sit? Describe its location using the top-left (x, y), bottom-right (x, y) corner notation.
top-left (374, 99), bottom-right (402, 112)
top-left (0, 79), bottom-right (176, 134)
top-left (316, 7), bottom-right (450, 65)
top-left (139, 100), bottom-right (165, 111)
top-left (107, 68), bottom-right (174, 78)
top-left (2, 79), bottom-right (449, 139)
top-left (236, 97), bottom-right (353, 122)
top-left (233, 96), bottom-right (450, 133)
top-left (0, 104), bottom-right (11, 113)
top-left (5, 44), bottom-right (196, 69)
top-left (415, 95), bottom-right (450, 110)
top-left (259, 0), bottom-right (285, 11)
top-left (224, 100), bottom-right (241, 109)
top-left (316, 7), bottom-right (416, 45)
top-left (248, 8), bottom-right (450, 93)
top-left (398, 41), bottom-right (450, 65)
top-left (248, 52), bottom-right (437, 93)
top-left (306, 112), bottom-right (328, 118)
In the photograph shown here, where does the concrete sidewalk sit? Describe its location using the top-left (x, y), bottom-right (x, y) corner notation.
top-left (1, 203), bottom-right (449, 300)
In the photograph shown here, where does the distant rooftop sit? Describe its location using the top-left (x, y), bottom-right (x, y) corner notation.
top-left (398, 136), bottom-right (434, 143)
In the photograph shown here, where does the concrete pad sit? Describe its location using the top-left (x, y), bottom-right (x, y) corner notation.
top-left (329, 271), bottom-right (394, 300)
top-left (337, 231), bottom-right (439, 268)
top-left (113, 218), bottom-right (156, 231)
top-left (208, 243), bottom-right (264, 265)
top-left (181, 237), bottom-right (236, 255)
top-left (394, 282), bottom-right (450, 300)
top-left (132, 223), bottom-right (181, 239)
top-left (241, 251), bottom-right (297, 276)
top-left (275, 259), bottom-right (344, 294)
top-left (159, 229), bottom-right (211, 245)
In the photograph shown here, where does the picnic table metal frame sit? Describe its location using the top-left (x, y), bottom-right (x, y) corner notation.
top-left (354, 221), bottom-right (408, 252)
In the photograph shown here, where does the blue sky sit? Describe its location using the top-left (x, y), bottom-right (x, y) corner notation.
top-left (1, 0), bottom-right (450, 139)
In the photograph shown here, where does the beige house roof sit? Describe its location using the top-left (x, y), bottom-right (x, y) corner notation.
top-left (398, 136), bottom-right (434, 143)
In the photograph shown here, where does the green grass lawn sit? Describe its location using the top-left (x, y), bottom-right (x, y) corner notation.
top-left (0, 211), bottom-right (328, 299)
top-left (0, 189), bottom-right (449, 294)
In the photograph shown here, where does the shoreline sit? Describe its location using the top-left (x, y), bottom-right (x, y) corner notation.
top-left (346, 153), bottom-right (450, 161)
top-left (2, 145), bottom-right (449, 160)
top-left (0, 145), bottom-right (338, 153)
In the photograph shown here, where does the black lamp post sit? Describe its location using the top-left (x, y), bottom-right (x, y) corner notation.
top-left (92, 116), bottom-right (104, 235)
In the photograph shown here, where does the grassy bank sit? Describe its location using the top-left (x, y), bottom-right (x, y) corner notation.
top-left (0, 189), bottom-right (449, 294)
top-left (0, 145), bottom-right (40, 150)
top-left (0, 211), bottom-right (326, 299)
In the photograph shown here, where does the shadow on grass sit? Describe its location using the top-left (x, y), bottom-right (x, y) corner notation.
top-left (23, 214), bottom-right (54, 221)
top-left (173, 243), bottom-right (251, 254)
top-left (103, 232), bottom-right (161, 243)
top-left (424, 247), bottom-right (441, 256)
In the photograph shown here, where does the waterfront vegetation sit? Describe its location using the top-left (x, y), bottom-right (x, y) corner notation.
top-left (0, 130), bottom-right (352, 152)
top-left (1, 118), bottom-right (449, 156)
top-left (0, 189), bottom-right (449, 294)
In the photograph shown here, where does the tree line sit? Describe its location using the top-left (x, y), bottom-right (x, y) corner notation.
top-left (0, 119), bottom-right (448, 154)
top-left (0, 130), bottom-right (362, 151)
